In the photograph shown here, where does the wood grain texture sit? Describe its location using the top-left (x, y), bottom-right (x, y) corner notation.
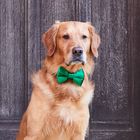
top-left (0, 0), bottom-right (25, 119)
top-left (75, 0), bottom-right (92, 21)
top-left (0, 130), bottom-right (17, 140)
top-left (27, 0), bottom-right (42, 99)
top-left (133, 0), bottom-right (140, 139)
top-left (88, 131), bottom-right (134, 140)
top-left (90, 0), bottom-right (130, 122)
top-left (0, 0), bottom-right (26, 139)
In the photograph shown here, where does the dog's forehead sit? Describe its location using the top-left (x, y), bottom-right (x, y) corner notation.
top-left (58, 22), bottom-right (89, 35)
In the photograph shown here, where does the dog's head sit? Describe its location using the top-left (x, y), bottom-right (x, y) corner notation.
top-left (42, 21), bottom-right (100, 69)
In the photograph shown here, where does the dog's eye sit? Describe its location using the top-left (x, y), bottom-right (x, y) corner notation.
top-left (63, 35), bottom-right (70, 39)
top-left (82, 35), bottom-right (87, 39)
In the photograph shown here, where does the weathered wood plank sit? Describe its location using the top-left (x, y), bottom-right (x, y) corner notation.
top-left (27, 0), bottom-right (42, 99)
top-left (0, 130), bottom-right (17, 140)
top-left (133, 0), bottom-right (140, 139)
top-left (0, 0), bottom-right (25, 119)
top-left (90, 0), bottom-right (130, 123)
top-left (75, 0), bottom-right (92, 21)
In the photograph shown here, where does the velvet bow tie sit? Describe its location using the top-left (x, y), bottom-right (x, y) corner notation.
top-left (56, 66), bottom-right (84, 86)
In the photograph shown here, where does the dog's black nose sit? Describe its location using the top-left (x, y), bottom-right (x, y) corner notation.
top-left (72, 47), bottom-right (83, 56)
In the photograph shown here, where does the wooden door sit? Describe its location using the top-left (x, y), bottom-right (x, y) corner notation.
top-left (0, 0), bottom-right (140, 139)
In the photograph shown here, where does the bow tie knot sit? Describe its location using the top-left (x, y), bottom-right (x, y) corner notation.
top-left (56, 66), bottom-right (84, 86)
top-left (68, 73), bottom-right (74, 79)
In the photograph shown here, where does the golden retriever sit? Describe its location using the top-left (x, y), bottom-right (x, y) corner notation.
top-left (16, 21), bottom-right (100, 140)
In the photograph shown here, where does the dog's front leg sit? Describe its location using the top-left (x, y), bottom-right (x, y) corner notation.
top-left (24, 134), bottom-right (45, 140)
top-left (71, 109), bottom-right (89, 140)
top-left (22, 88), bottom-right (48, 140)
top-left (24, 136), bottom-right (37, 140)
top-left (71, 133), bottom-right (85, 140)
top-left (71, 126), bottom-right (88, 140)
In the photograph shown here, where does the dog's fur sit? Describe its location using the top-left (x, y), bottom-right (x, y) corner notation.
top-left (16, 21), bottom-right (100, 140)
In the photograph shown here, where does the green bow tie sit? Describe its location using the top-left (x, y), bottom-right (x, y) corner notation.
top-left (56, 66), bottom-right (84, 86)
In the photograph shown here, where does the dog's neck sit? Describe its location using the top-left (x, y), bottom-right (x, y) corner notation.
top-left (36, 55), bottom-right (95, 102)
top-left (43, 54), bottom-right (94, 77)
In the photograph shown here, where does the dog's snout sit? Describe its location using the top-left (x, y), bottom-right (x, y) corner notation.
top-left (72, 47), bottom-right (83, 56)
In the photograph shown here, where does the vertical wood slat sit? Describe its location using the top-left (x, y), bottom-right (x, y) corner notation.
top-left (27, 0), bottom-right (41, 99)
top-left (0, 0), bottom-right (26, 139)
top-left (75, 0), bottom-right (92, 22)
top-left (133, 0), bottom-right (140, 139)
top-left (0, 0), bottom-right (25, 119)
top-left (90, 0), bottom-right (130, 122)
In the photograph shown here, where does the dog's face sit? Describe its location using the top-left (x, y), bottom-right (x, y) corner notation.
top-left (42, 21), bottom-right (100, 66)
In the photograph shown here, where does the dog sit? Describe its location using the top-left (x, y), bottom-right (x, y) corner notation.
top-left (16, 21), bottom-right (100, 140)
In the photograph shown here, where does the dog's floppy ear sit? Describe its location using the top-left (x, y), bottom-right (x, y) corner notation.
top-left (88, 25), bottom-right (100, 58)
top-left (42, 23), bottom-right (59, 56)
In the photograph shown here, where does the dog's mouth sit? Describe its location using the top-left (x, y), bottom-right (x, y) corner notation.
top-left (66, 58), bottom-right (85, 66)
